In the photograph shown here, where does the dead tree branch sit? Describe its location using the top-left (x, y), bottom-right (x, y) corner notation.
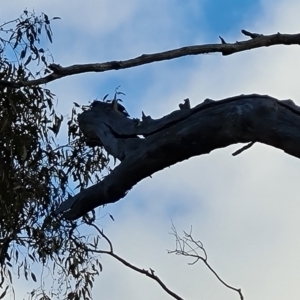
top-left (1, 30), bottom-right (300, 88)
top-left (75, 224), bottom-right (184, 300)
top-left (55, 94), bottom-right (300, 220)
top-left (169, 224), bottom-right (244, 300)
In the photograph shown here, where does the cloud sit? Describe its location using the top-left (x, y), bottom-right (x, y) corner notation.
top-left (95, 1), bottom-right (300, 299)
top-left (2, 0), bottom-right (300, 299)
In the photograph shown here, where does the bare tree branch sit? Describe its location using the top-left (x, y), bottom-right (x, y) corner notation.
top-left (1, 30), bottom-right (300, 87)
top-left (74, 224), bottom-right (184, 300)
top-left (56, 94), bottom-right (300, 220)
top-left (169, 224), bottom-right (244, 300)
top-left (106, 252), bottom-right (184, 300)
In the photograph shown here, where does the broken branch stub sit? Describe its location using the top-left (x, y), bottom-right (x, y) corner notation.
top-left (56, 94), bottom-right (300, 220)
top-left (2, 30), bottom-right (300, 88)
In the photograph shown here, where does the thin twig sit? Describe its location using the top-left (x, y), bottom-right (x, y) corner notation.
top-left (88, 222), bottom-right (113, 252)
top-left (83, 224), bottom-right (184, 300)
top-left (107, 252), bottom-right (184, 300)
top-left (169, 224), bottom-right (244, 300)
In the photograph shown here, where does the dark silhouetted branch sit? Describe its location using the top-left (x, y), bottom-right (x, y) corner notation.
top-left (1, 31), bottom-right (300, 87)
top-left (73, 224), bottom-right (184, 300)
top-left (55, 94), bottom-right (300, 220)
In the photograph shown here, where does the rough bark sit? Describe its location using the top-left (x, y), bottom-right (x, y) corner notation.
top-left (55, 94), bottom-right (300, 220)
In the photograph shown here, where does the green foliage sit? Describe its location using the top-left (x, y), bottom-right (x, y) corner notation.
top-left (0, 11), bottom-right (110, 300)
top-left (0, 10), bottom-right (57, 76)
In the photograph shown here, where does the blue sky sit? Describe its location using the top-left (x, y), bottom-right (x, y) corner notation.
top-left (2, 0), bottom-right (300, 299)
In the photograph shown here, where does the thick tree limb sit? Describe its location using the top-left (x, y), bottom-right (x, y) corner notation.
top-left (2, 30), bottom-right (300, 88)
top-left (55, 94), bottom-right (300, 220)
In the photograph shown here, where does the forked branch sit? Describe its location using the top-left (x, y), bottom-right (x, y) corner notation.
top-left (169, 224), bottom-right (244, 300)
